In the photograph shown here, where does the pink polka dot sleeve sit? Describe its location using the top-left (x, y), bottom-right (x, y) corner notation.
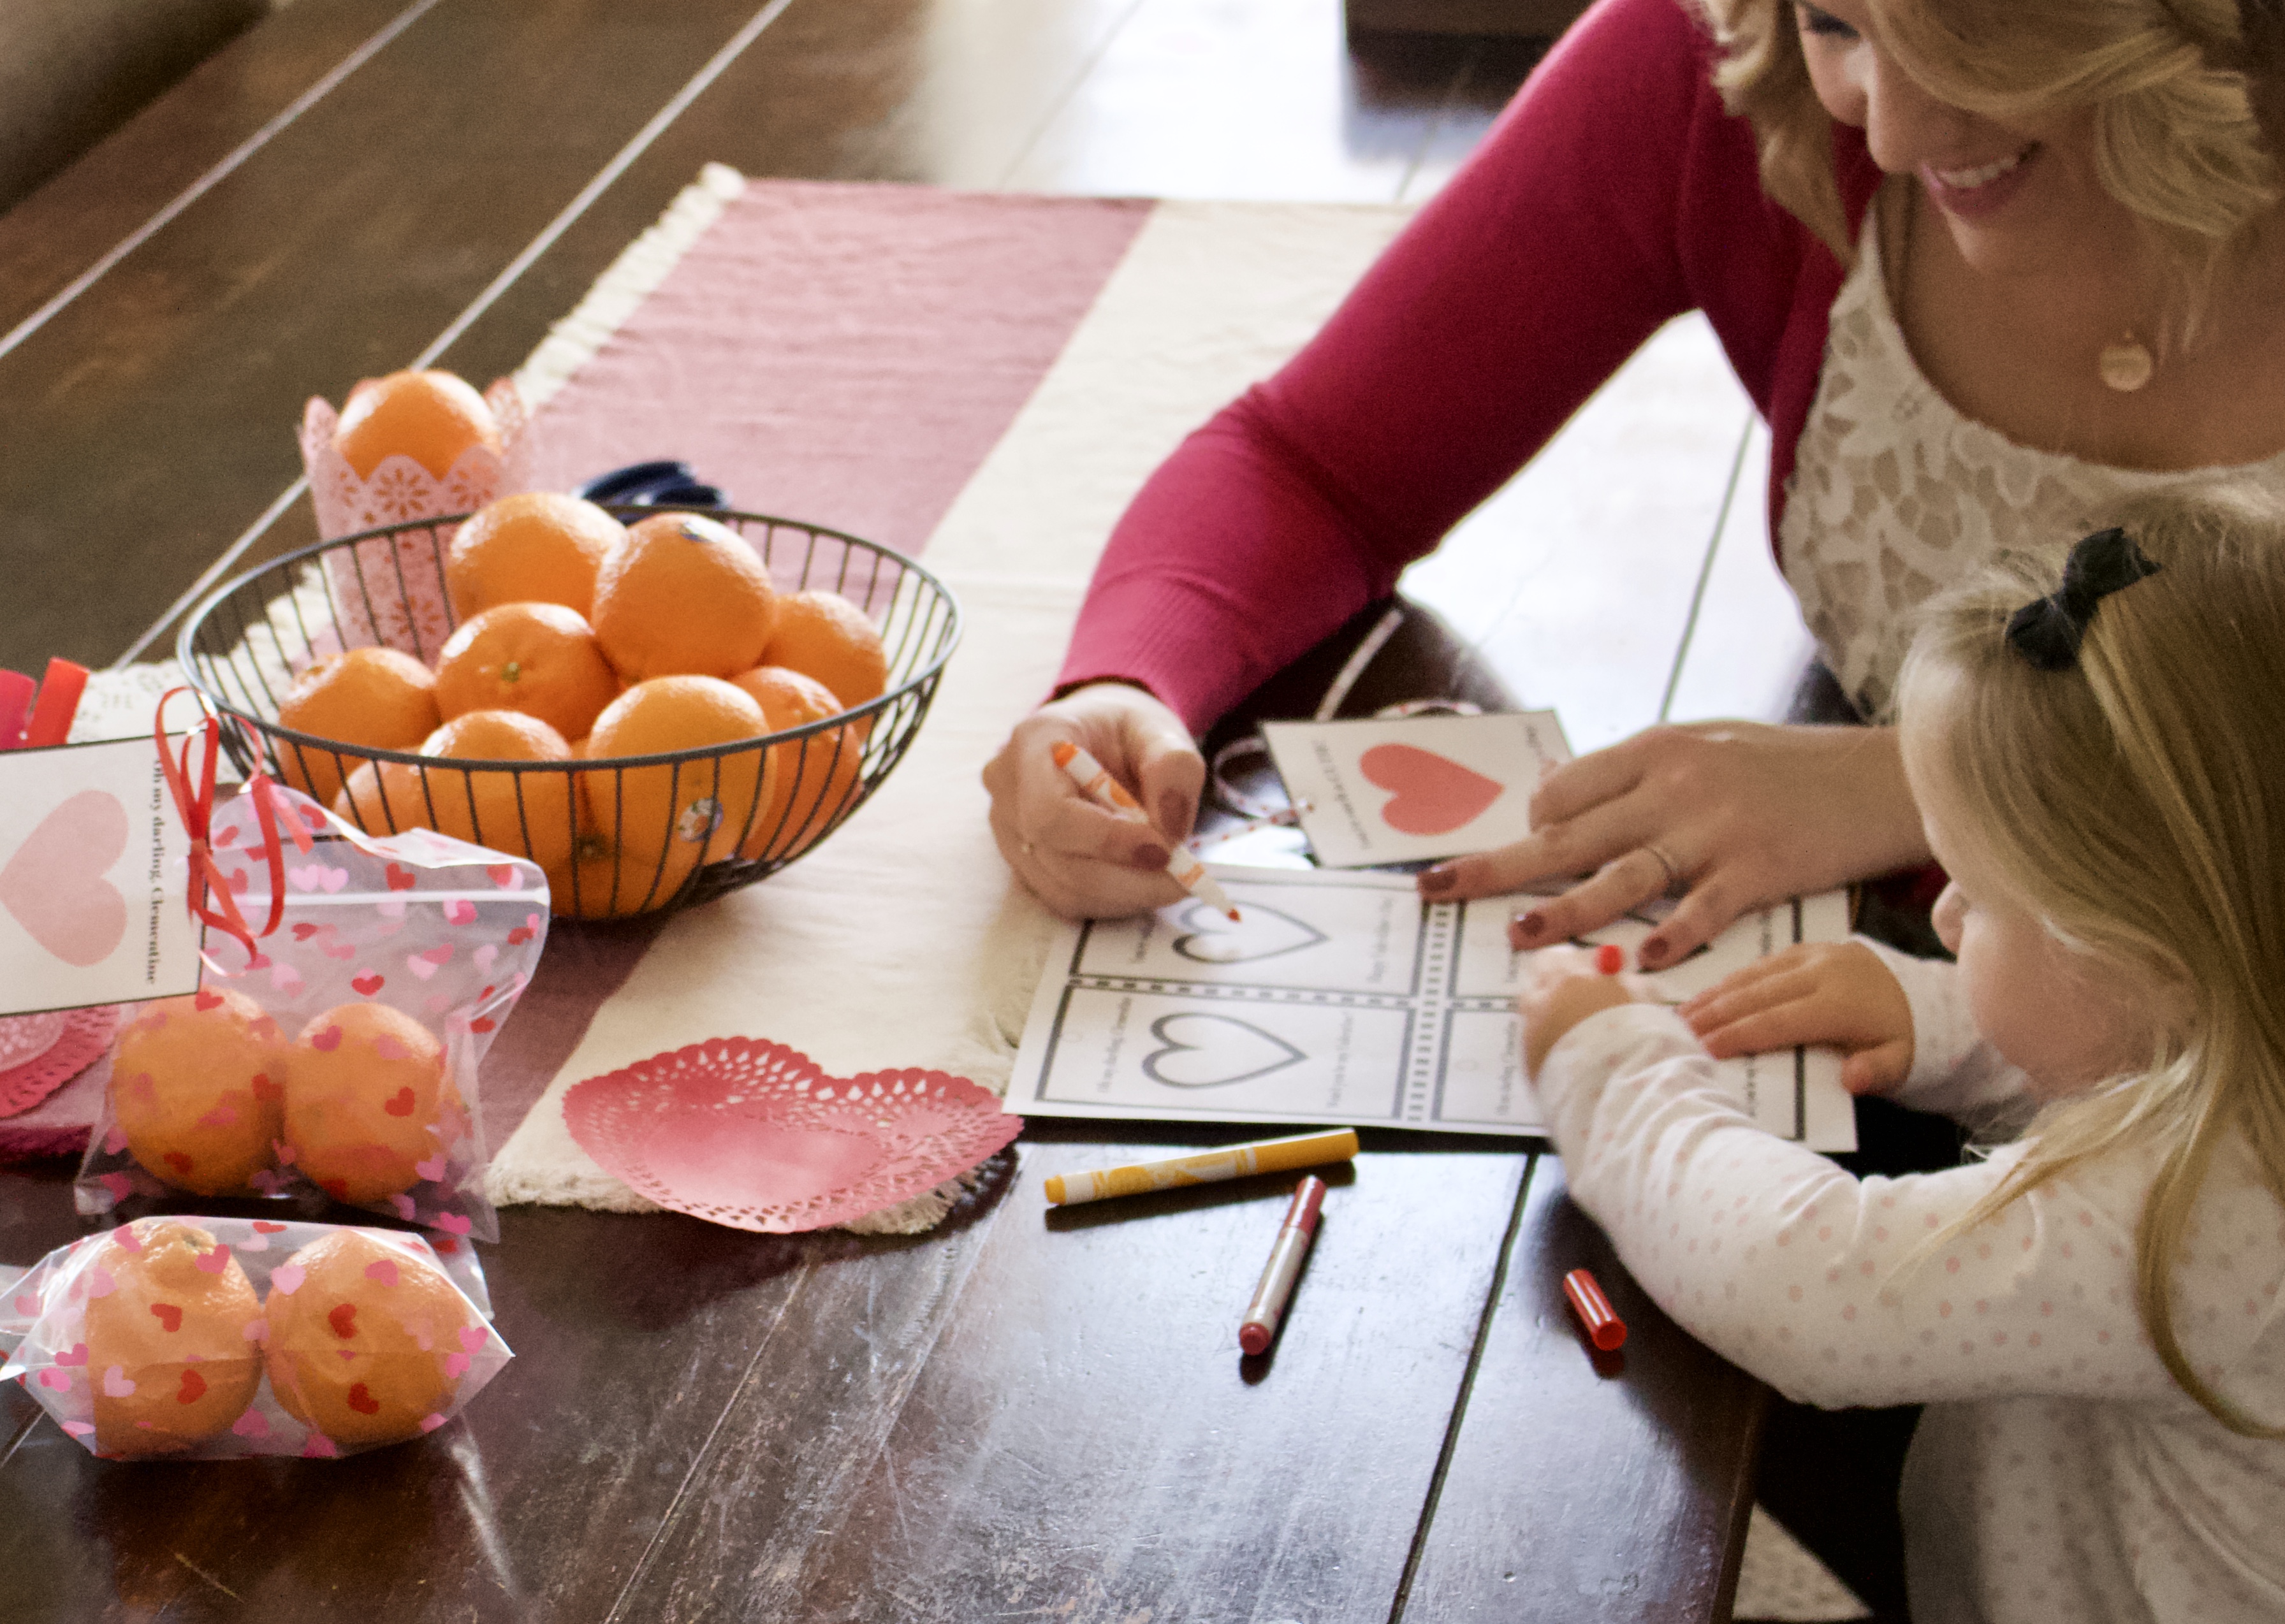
top-left (1537, 1004), bottom-right (2285, 1414)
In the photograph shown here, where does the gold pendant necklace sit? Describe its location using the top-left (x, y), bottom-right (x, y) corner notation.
top-left (2099, 331), bottom-right (2154, 393)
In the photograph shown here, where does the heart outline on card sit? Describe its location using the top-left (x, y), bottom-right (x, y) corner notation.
top-left (1139, 1013), bottom-right (1306, 1089)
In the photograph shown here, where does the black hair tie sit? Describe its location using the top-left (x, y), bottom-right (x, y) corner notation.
top-left (2004, 527), bottom-right (2163, 672)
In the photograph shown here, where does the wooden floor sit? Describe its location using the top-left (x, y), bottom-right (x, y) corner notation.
top-left (0, 4), bottom-right (1807, 1620)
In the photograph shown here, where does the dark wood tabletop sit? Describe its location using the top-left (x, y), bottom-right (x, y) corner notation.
top-left (0, 3), bottom-right (1764, 1619)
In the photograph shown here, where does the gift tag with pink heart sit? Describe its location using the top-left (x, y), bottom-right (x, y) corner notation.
top-left (0, 735), bottom-right (202, 1013)
top-left (1260, 711), bottom-right (1571, 867)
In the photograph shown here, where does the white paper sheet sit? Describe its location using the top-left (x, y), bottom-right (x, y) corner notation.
top-left (1007, 868), bottom-right (1858, 1150)
top-left (1259, 711), bottom-right (1571, 867)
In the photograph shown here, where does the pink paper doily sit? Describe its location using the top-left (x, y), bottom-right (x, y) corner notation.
top-left (563, 1037), bottom-right (1023, 1233)
top-left (0, 1005), bottom-right (120, 1119)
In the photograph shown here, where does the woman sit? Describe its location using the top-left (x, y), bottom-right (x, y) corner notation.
top-left (983, 0), bottom-right (2285, 967)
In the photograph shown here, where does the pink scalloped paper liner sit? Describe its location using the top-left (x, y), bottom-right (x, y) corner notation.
top-left (0, 1006), bottom-right (120, 1119)
top-left (562, 1036), bottom-right (1021, 1233)
top-left (297, 379), bottom-right (530, 662)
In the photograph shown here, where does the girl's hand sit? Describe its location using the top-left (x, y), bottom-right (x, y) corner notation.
top-left (1519, 945), bottom-right (1646, 1080)
top-left (982, 681), bottom-right (1206, 919)
top-left (1420, 721), bottom-right (1929, 969)
top-left (1679, 941), bottom-right (1914, 1096)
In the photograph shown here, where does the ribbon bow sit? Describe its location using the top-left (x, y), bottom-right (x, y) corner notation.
top-left (154, 688), bottom-right (314, 965)
top-left (2003, 528), bottom-right (2163, 672)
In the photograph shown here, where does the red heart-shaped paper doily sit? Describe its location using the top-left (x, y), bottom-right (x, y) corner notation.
top-left (562, 1037), bottom-right (1021, 1233)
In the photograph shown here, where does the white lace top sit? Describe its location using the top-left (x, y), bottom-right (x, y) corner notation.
top-left (1778, 205), bottom-right (2285, 723)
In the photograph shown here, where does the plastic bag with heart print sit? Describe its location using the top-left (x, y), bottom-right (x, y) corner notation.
top-left (0, 1215), bottom-right (509, 1460)
top-left (73, 780), bottom-right (549, 1243)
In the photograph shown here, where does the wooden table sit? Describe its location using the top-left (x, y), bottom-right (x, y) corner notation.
top-left (0, 4), bottom-right (1768, 1618)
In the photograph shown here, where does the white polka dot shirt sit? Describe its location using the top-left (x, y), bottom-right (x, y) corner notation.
top-left (1537, 942), bottom-right (2285, 1623)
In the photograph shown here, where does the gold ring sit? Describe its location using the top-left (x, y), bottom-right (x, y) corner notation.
top-left (1643, 843), bottom-right (1682, 894)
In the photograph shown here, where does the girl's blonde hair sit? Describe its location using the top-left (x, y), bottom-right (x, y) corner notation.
top-left (1895, 482), bottom-right (2285, 1435)
top-left (1691, 0), bottom-right (2279, 294)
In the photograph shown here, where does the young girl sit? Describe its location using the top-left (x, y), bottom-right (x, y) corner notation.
top-left (1523, 487), bottom-right (2285, 1624)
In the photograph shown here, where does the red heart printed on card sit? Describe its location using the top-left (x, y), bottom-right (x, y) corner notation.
top-left (0, 792), bottom-right (130, 968)
top-left (1358, 744), bottom-right (1505, 837)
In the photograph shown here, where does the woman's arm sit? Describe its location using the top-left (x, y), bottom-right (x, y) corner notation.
top-left (1055, 0), bottom-right (1745, 732)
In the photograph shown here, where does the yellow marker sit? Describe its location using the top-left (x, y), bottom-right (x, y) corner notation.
top-left (1044, 1128), bottom-right (1360, 1206)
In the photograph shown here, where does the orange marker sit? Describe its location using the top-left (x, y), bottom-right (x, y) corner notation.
top-left (1563, 1266), bottom-right (1627, 1352)
top-left (1049, 739), bottom-right (1238, 921)
top-left (1595, 943), bottom-right (1624, 975)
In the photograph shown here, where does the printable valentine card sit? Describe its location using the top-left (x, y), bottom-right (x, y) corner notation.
top-left (1259, 711), bottom-right (1572, 867)
top-left (1006, 867), bottom-right (1856, 1150)
top-left (0, 737), bottom-right (200, 1013)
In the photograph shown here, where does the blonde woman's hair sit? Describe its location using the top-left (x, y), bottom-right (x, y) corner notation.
top-left (1895, 482), bottom-right (2285, 1435)
top-left (1690, 0), bottom-right (2280, 295)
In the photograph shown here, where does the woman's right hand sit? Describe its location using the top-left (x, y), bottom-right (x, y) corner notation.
top-left (982, 681), bottom-right (1206, 919)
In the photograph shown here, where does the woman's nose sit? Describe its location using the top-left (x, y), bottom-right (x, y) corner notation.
top-left (1855, 47), bottom-right (1978, 170)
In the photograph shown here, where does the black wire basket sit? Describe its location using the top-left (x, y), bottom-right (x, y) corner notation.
top-left (176, 508), bottom-right (961, 918)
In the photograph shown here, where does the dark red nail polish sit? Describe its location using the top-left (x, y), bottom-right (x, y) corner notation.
top-left (1158, 788), bottom-right (1191, 843)
top-left (1419, 867), bottom-right (1457, 895)
top-left (1640, 936), bottom-right (1667, 966)
top-left (1133, 843), bottom-right (1171, 871)
top-left (1515, 911), bottom-right (1545, 940)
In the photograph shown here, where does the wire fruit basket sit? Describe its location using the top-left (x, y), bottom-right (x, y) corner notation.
top-left (177, 508), bottom-right (961, 918)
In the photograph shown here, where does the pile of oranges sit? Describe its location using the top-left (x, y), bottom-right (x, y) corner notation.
top-left (277, 372), bottom-right (888, 919)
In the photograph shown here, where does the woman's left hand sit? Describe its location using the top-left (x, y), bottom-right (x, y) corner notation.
top-left (1421, 721), bottom-right (1929, 969)
top-left (1518, 945), bottom-right (1648, 1079)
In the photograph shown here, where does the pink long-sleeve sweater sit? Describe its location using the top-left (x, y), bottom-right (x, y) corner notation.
top-left (1056, 0), bottom-right (1884, 734)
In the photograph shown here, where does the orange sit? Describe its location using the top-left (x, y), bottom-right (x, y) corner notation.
top-left (583, 676), bottom-right (773, 866)
top-left (444, 491), bottom-right (625, 620)
top-left (541, 826), bottom-right (704, 920)
top-left (332, 369), bottom-right (501, 480)
top-left (282, 1003), bottom-right (456, 1205)
top-left (729, 666), bottom-right (865, 860)
top-left (589, 512), bottom-right (778, 682)
top-left (275, 647), bottom-right (441, 807)
top-left (433, 602), bottom-right (620, 741)
top-left (332, 756), bottom-right (428, 839)
top-left (759, 590), bottom-right (890, 720)
top-left (412, 710), bottom-right (578, 873)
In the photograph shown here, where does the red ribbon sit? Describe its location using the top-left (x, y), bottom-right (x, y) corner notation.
top-left (154, 688), bottom-right (314, 965)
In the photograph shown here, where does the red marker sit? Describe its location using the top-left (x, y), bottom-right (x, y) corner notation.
top-left (1238, 1175), bottom-right (1326, 1356)
top-left (21, 658), bottom-right (89, 748)
top-left (0, 669), bottom-right (33, 750)
top-left (1595, 943), bottom-right (1624, 976)
top-left (1563, 1266), bottom-right (1626, 1352)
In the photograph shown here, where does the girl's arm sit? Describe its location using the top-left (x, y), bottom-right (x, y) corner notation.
top-left (1537, 1004), bottom-right (2285, 1412)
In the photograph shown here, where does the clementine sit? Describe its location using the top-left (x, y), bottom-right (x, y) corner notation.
top-left (541, 825), bottom-right (704, 920)
top-left (433, 602), bottom-right (619, 741)
top-left (332, 370), bottom-right (500, 480)
top-left (729, 665), bottom-right (865, 860)
top-left (589, 512), bottom-right (777, 682)
top-left (360, 710), bottom-right (578, 872)
top-left (583, 676), bottom-right (772, 866)
top-left (444, 491), bottom-right (625, 620)
top-left (275, 648), bottom-right (441, 807)
top-left (759, 590), bottom-right (889, 719)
